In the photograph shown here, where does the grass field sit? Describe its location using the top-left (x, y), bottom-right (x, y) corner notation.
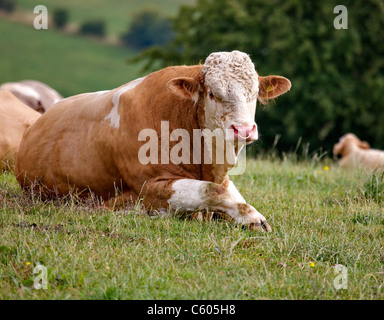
top-left (0, 1), bottom-right (193, 97)
top-left (1, 156), bottom-right (383, 300)
top-left (17, 0), bottom-right (195, 36)
top-left (0, 18), bottom-right (144, 97)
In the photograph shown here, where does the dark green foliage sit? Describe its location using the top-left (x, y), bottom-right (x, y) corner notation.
top-left (53, 8), bottom-right (69, 29)
top-left (79, 19), bottom-right (106, 37)
top-left (121, 8), bottom-right (174, 50)
top-left (0, 0), bottom-right (16, 13)
top-left (132, 0), bottom-right (384, 155)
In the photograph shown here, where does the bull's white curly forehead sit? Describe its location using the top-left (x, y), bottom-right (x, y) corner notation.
top-left (201, 50), bottom-right (259, 101)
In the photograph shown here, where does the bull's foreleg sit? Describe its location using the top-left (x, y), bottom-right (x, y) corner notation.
top-left (166, 179), bottom-right (271, 232)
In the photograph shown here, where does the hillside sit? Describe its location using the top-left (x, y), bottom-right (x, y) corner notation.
top-left (0, 18), bottom-right (144, 97)
top-left (0, 1), bottom-right (195, 97)
top-left (17, 0), bottom-right (195, 36)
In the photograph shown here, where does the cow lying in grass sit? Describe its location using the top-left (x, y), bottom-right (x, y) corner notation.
top-left (16, 51), bottom-right (291, 231)
top-left (333, 133), bottom-right (384, 170)
top-left (0, 90), bottom-right (41, 171)
top-left (0, 80), bottom-right (62, 113)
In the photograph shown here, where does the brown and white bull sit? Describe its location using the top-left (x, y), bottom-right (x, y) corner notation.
top-left (15, 51), bottom-right (291, 231)
top-left (0, 80), bottom-right (62, 113)
top-left (0, 90), bottom-right (41, 171)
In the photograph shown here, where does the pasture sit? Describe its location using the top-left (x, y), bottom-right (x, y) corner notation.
top-left (0, 19), bottom-right (141, 98)
top-left (1, 156), bottom-right (383, 299)
top-left (1, 0), bottom-right (383, 302)
top-left (17, 0), bottom-right (194, 36)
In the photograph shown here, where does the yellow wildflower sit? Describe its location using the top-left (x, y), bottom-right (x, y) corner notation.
top-left (310, 262), bottom-right (315, 268)
top-left (323, 166), bottom-right (329, 171)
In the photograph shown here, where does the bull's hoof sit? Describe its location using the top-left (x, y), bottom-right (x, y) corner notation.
top-left (249, 221), bottom-right (272, 232)
top-left (189, 211), bottom-right (214, 221)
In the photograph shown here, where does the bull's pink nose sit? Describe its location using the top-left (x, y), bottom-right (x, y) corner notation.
top-left (230, 124), bottom-right (257, 140)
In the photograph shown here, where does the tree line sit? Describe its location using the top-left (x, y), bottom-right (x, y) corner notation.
top-left (133, 0), bottom-right (384, 156)
top-left (0, 1), bottom-right (172, 48)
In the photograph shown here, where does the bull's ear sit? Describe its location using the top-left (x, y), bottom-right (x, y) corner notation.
top-left (333, 142), bottom-right (343, 156)
top-left (167, 77), bottom-right (200, 102)
top-left (358, 141), bottom-right (370, 149)
top-left (258, 75), bottom-right (291, 104)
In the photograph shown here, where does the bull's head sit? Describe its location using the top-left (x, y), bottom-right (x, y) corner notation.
top-left (167, 50), bottom-right (291, 146)
top-left (333, 133), bottom-right (371, 157)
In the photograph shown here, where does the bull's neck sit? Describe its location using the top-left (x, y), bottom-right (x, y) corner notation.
top-left (201, 140), bottom-right (242, 184)
top-left (195, 98), bottom-right (242, 184)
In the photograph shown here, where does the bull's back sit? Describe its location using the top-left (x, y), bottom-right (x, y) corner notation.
top-left (15, 91), bottom-right (122, 196)
top-left (360, 149), bottom-right (384, 170)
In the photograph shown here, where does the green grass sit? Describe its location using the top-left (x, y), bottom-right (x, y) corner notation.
top-left (1, 157), bottom-right (383, 299)
top-left (0, 19), bottom-right (145, 97)
top-left (18, 0), bottom-right (195, 36)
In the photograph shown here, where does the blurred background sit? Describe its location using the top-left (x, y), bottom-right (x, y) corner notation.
top-left (1, 0), bottom-right (383, 157)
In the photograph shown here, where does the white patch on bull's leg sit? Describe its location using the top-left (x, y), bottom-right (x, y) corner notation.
top-left (168, 179), bottom-right (269, 229)
top-left (225, 179), bottom-right (268, 227)
top-left (105, 77), bottom-right (145, 128)
top-left (235, 203), bottom-right (267, 225)
top-left (227, 180), bottom-right (246, 203)
top-left (168, 179), bottom-right (207, 211)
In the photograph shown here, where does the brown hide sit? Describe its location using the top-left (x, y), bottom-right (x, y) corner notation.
top-left (15, 51), bottom-right (292, 233)
top-left (0, 90), bottom-right (41, 171)
top-left (15, 66), bottom-right (205, 205)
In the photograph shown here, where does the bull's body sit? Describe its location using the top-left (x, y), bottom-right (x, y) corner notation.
top-left (16, 51), bottom-right (291, 231)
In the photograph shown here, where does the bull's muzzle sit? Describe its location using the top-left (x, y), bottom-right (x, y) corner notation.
top-left (229, 123), bottom-right (258, 142)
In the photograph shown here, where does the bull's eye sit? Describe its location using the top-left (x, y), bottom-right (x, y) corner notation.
top-left (208, 90), bottom-right (214, 100)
